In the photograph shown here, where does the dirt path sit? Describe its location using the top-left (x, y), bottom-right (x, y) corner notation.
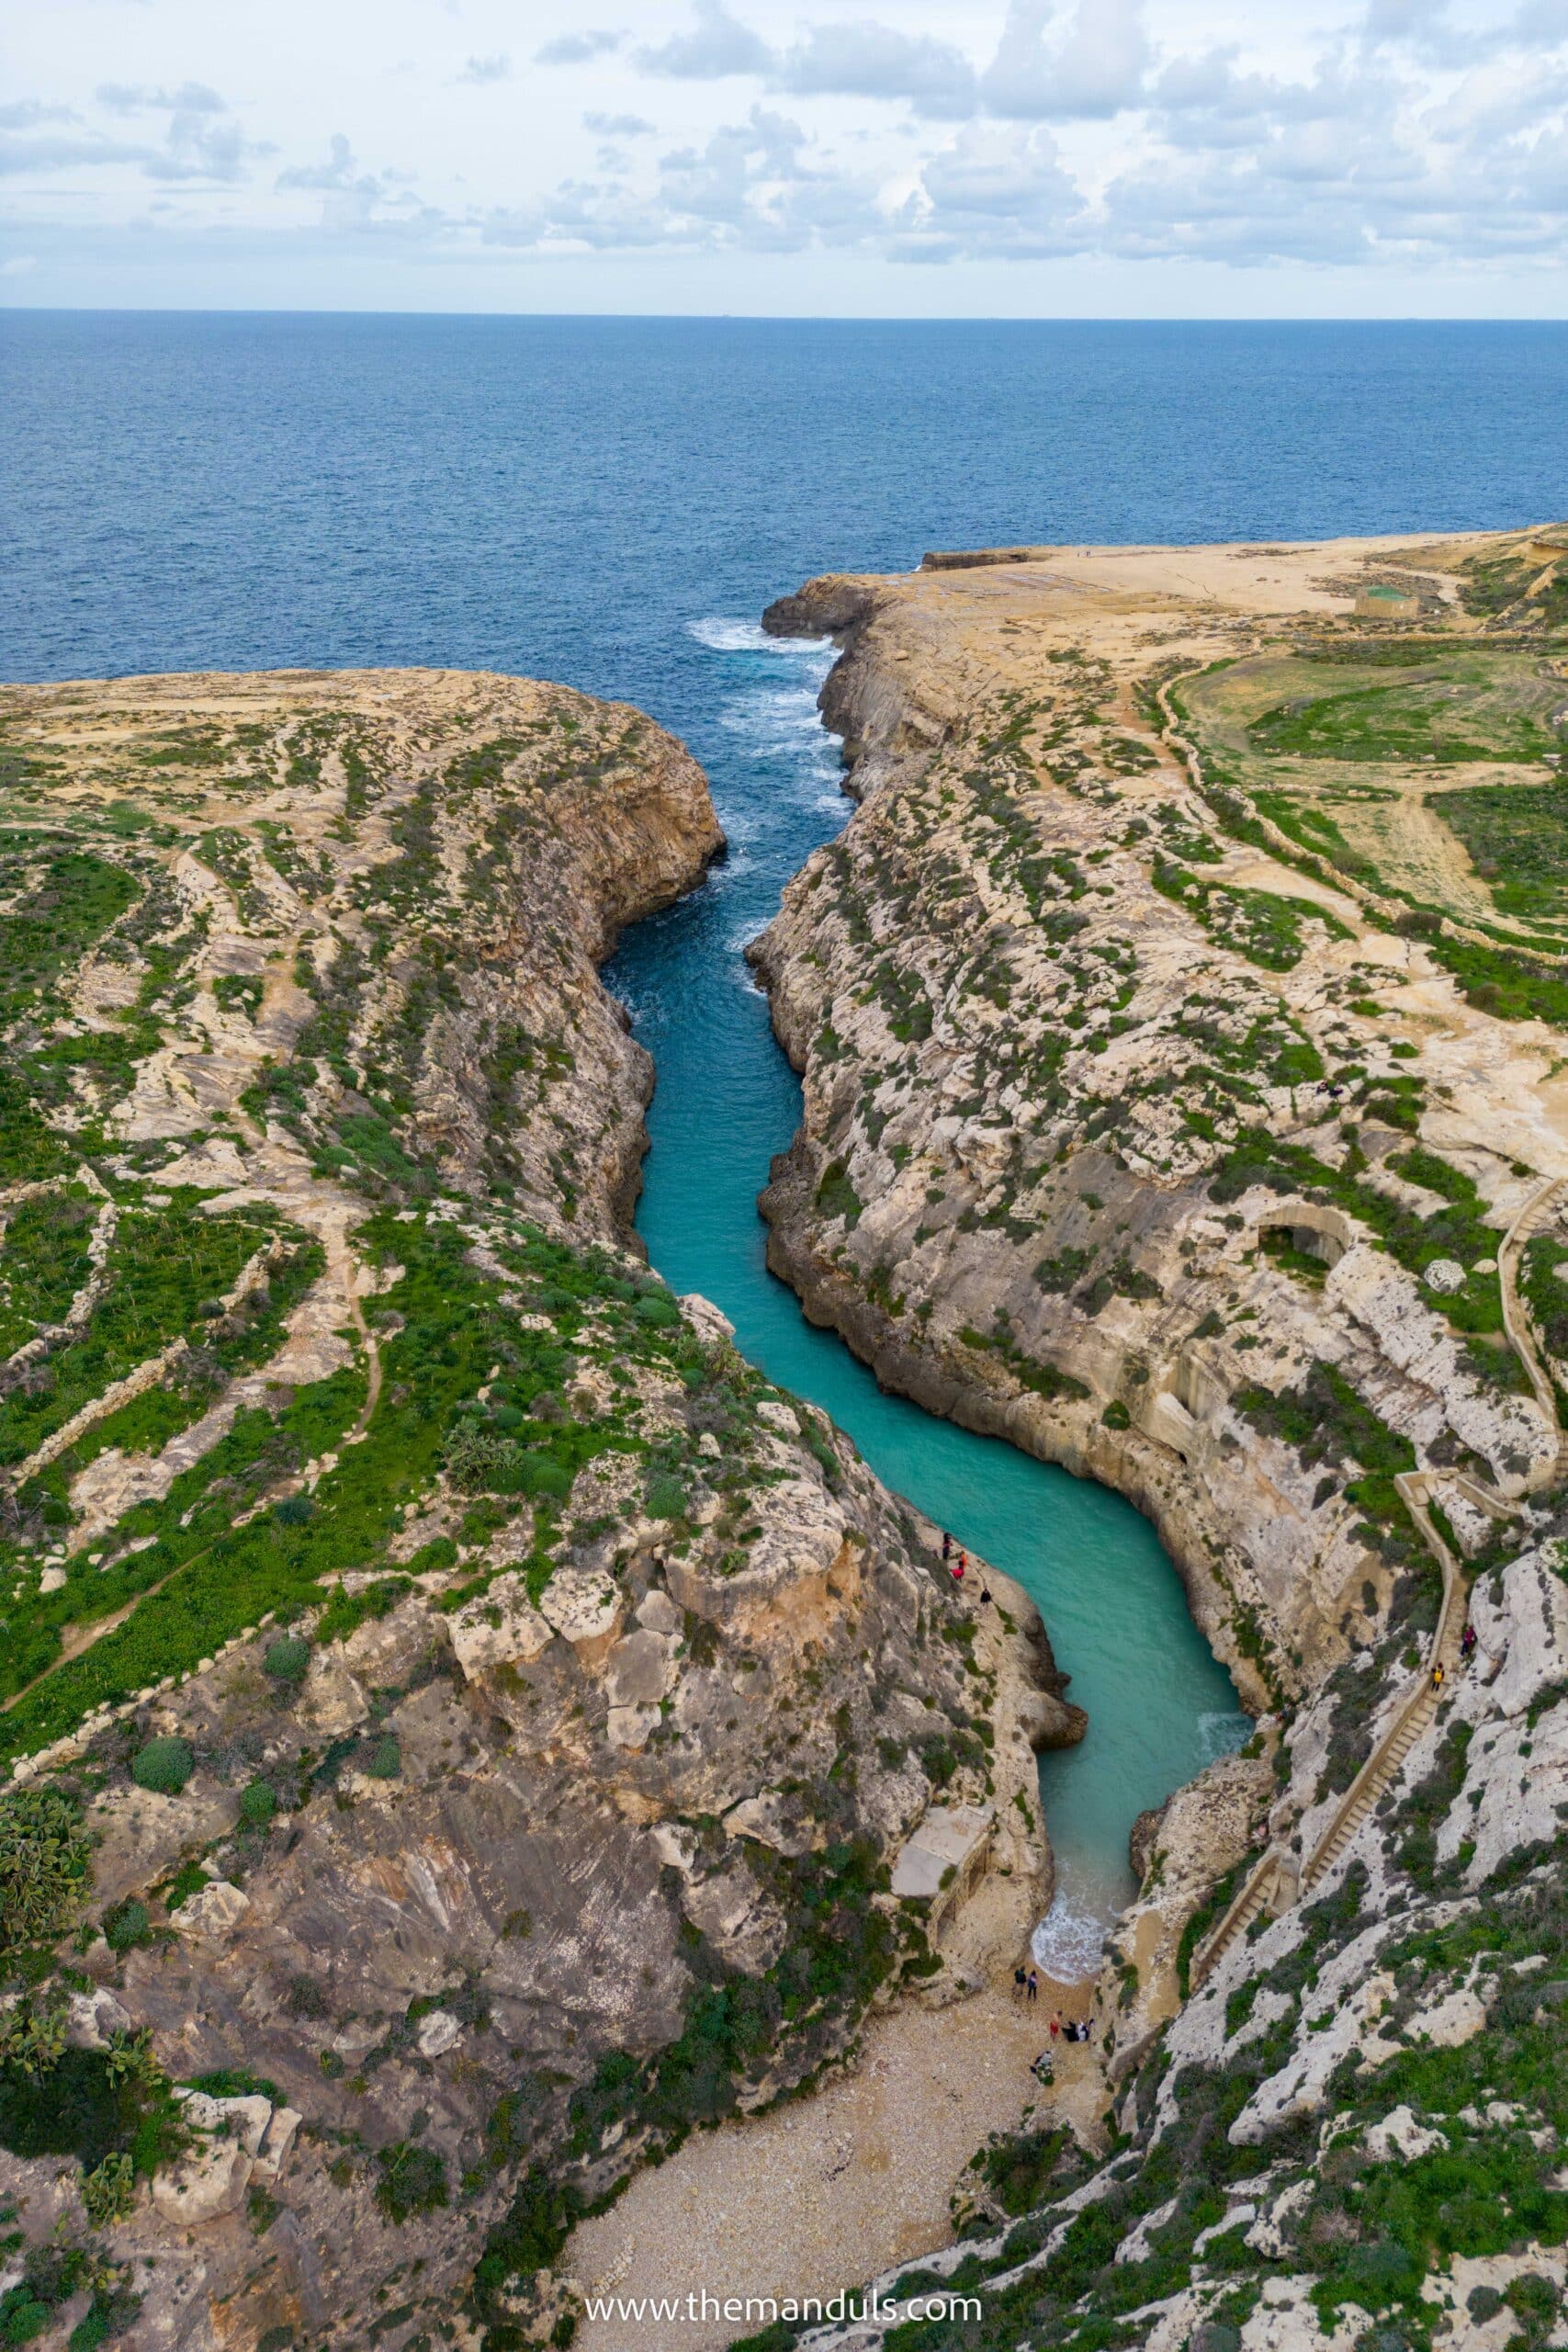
top-left (1342, 787), bottom-right (1496, 925)
top-left (569, 1982), bottom-right (1100, 2352)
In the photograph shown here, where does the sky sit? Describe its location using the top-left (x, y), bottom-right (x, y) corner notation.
top-left (3, 0), bottom-right (1567, 314)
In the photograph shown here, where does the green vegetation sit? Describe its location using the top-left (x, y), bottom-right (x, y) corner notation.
top-left (130, 1736), bottom-right (194, 1795)
top-left (1435, 777), bottom-right (1568, 926)
top-left (1152, 857), bottom-right (1350, 971)
top-left (0, 1788), bottom-right (91, 1952)
top-left (1252, 670), bottom-right (1562, 766)
top-left (0, 1197), bottom-right (281, 1470)
top-left (1236, 1361), bottom-right (1421, 1566)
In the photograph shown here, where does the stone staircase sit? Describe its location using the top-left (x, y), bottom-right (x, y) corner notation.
top-left (1190, 1175), bottom-right (1567, 1990)
top-left (1188, 1846), bottom-right (1293, 1989)
top-left (1499, 1175), bottom-right (1568, 1486)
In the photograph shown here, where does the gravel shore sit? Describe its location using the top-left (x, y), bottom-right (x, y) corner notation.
top-left (570, 1977), bottom-right (1100, 2352)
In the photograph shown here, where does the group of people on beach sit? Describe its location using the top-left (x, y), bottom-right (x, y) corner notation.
top-left (1028, 2008), bottom-right (1093, 2085)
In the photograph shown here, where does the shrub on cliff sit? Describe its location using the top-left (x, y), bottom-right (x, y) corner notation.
top-left (103, 1899), bottom-right (149, 1953)
top-left (263, 1634), bottom-right (310, 1686)
top-left (238, 1780), bottom-right (276, 1827)
top-left (130, 1737), bottom-right (194, 1797)
top-left (646, 1473), bottom-right (686, 1521)
top-left (376, 2140), bottom-right (448, 2224)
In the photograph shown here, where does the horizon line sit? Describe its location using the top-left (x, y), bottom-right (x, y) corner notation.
top-left (5, 303), bottom-right (1568, 326)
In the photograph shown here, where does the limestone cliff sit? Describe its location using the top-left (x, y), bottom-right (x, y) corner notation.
top-left (0, 672), bottom-right (1063, 2351)
top-left (749, 530), bottom-right (1568, 2349)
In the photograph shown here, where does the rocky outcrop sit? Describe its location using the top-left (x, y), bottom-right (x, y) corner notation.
top-left (0, 671), bottom-right (1069, 2350)
top-left (750, 531), bottom-right (1568, 2352)
top-left (753, 536), bottom-right (1565, 1703)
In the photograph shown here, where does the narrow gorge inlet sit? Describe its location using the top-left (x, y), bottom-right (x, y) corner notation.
top-left (5, 315), bottom-right (1568, 2352)
top-left (608, 620), bottom-right (1246, 1973)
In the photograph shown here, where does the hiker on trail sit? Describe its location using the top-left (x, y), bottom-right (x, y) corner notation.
top-left (1461, 1623), bottom-right (1477, 1659)
top-left (1013, 1965), bottom-right (1027, 2001)
top-left (1431, 1662), bottom-right (1446, 1691)
top-left (1027, 1969), bottom-right (1039, 2003)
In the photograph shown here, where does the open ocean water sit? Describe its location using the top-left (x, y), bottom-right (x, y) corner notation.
top-left (5, 312), bottom-right (1566, 1971)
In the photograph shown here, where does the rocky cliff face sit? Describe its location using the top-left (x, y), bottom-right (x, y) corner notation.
top-left (750, 532), bottom-right (1568, 2350)
top-left (0, 672), bottom-right (1065, 2351)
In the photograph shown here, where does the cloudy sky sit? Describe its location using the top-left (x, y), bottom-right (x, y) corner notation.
top-left (4, 0), bottom-right (1567, 312)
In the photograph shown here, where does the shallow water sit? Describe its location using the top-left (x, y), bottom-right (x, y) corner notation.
top-left (8, 311), bottom-right (1562, 1972)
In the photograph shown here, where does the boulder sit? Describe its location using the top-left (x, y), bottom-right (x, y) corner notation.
top-left (635, 1589), bottom-right (682, 1636)
top-left (296, 1655), bottom-right (369, 1737)
top-left (679, 1294), bottom-right (735, 1348)
top-left (175, 1880), bottom-right (251, 1939)
top-left (606, 1703), bottom-right (662, 1751)
top-left (152, 2137), bottom-right (253, 2226)
top-left (416, 2010), bottom-right (462, 2060)
top-left (65, 1987), bottom-right (131, 2052)
top-left (724, 1790), bottom-right (821, 1858)
top-left (604, 1628), bottom-right (679, 1711)
top-left (538, 1565), bottom-right (624, 1662)
top-left (251, 2106), bottom-right (300, 2188)
top-left (449, 1571), bottom-right (553, 1681)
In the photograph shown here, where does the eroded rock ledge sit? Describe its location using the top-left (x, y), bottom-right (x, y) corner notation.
top-left (749, 531), bottom-right (1568, 2352)
top-left (0, 671), bottom-right (1068, 2350)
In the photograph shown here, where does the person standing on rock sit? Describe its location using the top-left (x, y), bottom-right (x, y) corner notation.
top-left (1013, 1965), bottom-right (1027, 2001)
top-left (1027, 1969), bottom-right (1039, 2003)
top-left (942, 1531), bottom-right (953, 1563)
top-left (1049, 2012), bottom-right (1061, 2041)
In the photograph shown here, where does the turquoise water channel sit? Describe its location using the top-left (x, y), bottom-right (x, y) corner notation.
top-left (610, 623), bottom-right (1247, 1975)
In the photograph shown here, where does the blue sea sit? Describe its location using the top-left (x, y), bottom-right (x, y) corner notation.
top-left (6, 312), bottom-right (1565, 1970)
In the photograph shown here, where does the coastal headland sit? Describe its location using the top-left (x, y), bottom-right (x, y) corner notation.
top-left (742, 525), bottom-right (1568, 2349)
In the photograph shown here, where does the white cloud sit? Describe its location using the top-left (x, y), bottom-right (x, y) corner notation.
top-left (980, 0), bottom-right (1151, 121)
top-left (637, 2), bottom-right (772, 79)
top-left (535, 28), bottom-right (626, 67)
top-left (5, 0), bottom-right (1567, 303)
top-left (96, 81), bottom-right (227, 115)
top-left (894, 121), bottom-right (1080, 257)
top-left (773, 22), bottom-right (978, 119)
top-left (0, 101), bottom-right (78, 130)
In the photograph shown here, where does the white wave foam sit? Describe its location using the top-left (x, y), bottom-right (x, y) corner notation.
top-left (1198, 1710), bottom-right (1254, 1764)
top-left (1032, 1886), bottom-right (1112, 1984)
top-left (686, 616), bottom-right (832, 663)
